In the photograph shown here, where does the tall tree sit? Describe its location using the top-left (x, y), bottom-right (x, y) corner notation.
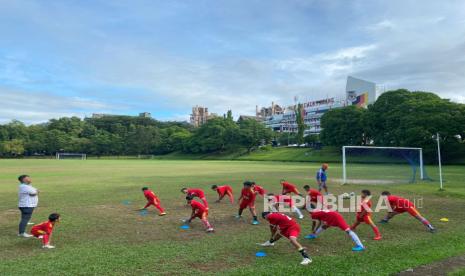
top-left (294, 103), bottom-right (306, 144)
top-left (320, 105), bottom-right (367, 147)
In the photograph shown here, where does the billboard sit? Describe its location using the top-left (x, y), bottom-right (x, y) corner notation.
top-left (346, 76), bottom-right (376, 108)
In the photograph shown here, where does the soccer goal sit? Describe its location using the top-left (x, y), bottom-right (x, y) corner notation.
top-left (56, 153), bottom-right (87, 160)
top-left (342, 146), bottom-right (429, 185)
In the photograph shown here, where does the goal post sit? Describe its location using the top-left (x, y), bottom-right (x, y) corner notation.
top-left (56, 153), bottom-right (87, 160)
top-left (342, 146), bottom-right (425, 185)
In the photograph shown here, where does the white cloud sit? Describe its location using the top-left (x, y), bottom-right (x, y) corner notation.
top-left (0, 88), bottom-right (115, 124)
top-left (0, 0), bottom-right (464, 124)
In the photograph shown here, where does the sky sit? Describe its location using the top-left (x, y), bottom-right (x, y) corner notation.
top-left (1, 0), bottom-right (464, 124)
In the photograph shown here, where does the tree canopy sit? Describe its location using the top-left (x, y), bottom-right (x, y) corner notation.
top-left (320, 89), bottom-right (465, 162)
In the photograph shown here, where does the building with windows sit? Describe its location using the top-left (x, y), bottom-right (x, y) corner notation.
top-left (258, 76), bottom-right (377, 135)
top-left (91, 112), bottom-right (152, 119)
top-left (190, 106), bottom-right (218, 127)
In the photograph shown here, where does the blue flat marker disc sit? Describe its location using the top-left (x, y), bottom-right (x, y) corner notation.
top-left (139, 210), bottom-right (148, 216)
top-left (180, 225), bottom-right (190, 230)
top-left (255, 251), bottom-right (267, 257)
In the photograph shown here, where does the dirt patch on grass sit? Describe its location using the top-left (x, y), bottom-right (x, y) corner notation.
top-left (397, 254), bottom-right (465, 276)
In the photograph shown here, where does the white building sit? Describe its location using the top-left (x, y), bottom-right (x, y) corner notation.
top-left (260, 76), bottom-right (377, 135)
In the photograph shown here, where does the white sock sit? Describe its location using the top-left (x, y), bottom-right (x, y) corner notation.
top-left (293, 207), bottom-right (303, 217)
top-left (347, 230), bottom-right (363, 247)
top-left (314, 226), bottom-right (325, 235)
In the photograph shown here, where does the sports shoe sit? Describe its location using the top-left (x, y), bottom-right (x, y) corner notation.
top-left (206, 227), bottom-right (214, 233)
top-left (352, 245), bottom-right (365, 251)
top-left (259, 240), bottom-right (275, 247)
top-left (159, 212), bottom-right (167, 216)
top-left (235, 215), bottom-right (242, 219)
top-left (252, 220), bottom-right (259, 225)
top-left (300, 258), bottom-right (312, 265)
top-left (373, 236), bottom-right (382, 241)
top-left (429, 227), bottom-right (437, 233)
top-left (27, 222), bottom-right (35, 225)
top-left (304, 234), bottom-right (317, 239)
top-left (298, 214), bottom-right (304, 219)
top-left (379, 220), bottom-right (388, 224)
top-left (42, 244), bottom-right (55, 249)
top-left (18, 233), bottom-right (33, 238)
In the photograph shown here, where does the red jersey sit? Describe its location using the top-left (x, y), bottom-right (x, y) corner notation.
top-left (31, 220), bottom-right (54, 235)
top-left (187, 188), bottom-right (205, 198)
top-left (190, 199), bottom-right (207, 213)
top-left (311, 210), bottom-right (350, 231)
top-left (274, 194), bottom-right (293, 207)
top-left (253, 185), bottom-right (266, 196)
top-left (143, 189), bottom-right (158, 202)
top-left (282, 182), bottom-right (299, 194)
top-left (240, 187), bottom-right (256, 202)
top-left (308, 189), bottom-right (322, 203)
top-left (386, 195), bottom-right (414, 212)
top-left (216, 185), bottom-right (232, 196)
top-left (266, 213), bottom-right (298, 230)
top-left (357, 199), bottom-right (372, 217)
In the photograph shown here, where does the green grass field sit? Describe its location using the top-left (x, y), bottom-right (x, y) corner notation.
top-left (1, 159), bottom-right (464, 275)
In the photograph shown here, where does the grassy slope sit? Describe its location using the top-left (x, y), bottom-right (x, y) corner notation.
top-left (0, 160), bottom-right (464, 275)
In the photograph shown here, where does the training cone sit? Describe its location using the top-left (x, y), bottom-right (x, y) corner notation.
top-left (255, 251), bottom-right (267, 257)
top-left (180, 225), bottom-right (190, 230)
top-left (440, 218), bottom-right (449, 222)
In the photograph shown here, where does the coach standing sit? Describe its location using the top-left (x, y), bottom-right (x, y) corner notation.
top-left (18, 175), bottom-right (38, 237)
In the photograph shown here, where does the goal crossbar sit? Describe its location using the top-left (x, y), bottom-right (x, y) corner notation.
top-left (342, 146), bottom-right (424, 184)
top-left (56, 153), bottom-right (87, 160)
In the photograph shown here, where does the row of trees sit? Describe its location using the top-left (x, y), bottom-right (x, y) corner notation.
top-left (0, 113), bottom-right (273, 157)
top-left (320, 89), bottom-right (465, 162)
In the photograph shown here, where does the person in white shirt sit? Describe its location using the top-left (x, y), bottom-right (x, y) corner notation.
top-left (18, 175), bottom-right (39, 238)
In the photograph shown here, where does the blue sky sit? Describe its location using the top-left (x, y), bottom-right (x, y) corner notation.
top-left (1, 0), bottom-right (464, 124)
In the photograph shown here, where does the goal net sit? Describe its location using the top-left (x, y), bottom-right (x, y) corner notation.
top-left (342, 146), bottom-right (431, 185)
top-left (56, 153), bottom-right (87, 160)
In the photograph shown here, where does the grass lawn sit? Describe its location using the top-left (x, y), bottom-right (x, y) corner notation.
top-left (0, 159), bottom-right (464, 275)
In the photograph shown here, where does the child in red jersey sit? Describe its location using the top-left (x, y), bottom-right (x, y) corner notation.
top-left (306, 209), bottom-right (365, 251)
top-left (380, 191), bottom-right (435, 232)
top-left (259, 212), bottom-right (312, 265)
top-left (211, 185), bottom-right (234, 204)
top-left (237, 181), bottom-right (259, 225)
top-left (141, 187), bottom-right (166, 216)
top-left (280, 179), bottom-right (301, 195)
top-left (303, 185), bottom-right (323, 205)
top-left (184, 195), bottom-right (214, 233)
top-left (351, 190), bottom-right (381, 240)
top-left (31, 213), bottom-right (60, 249)
top-left (181, 187), bottom-right (208, 209)
top-left (267, 193), bottom-right (304, 219)
top-left (252, 182), bottom-right (266, 197)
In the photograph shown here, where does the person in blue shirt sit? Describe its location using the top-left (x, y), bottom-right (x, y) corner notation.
top-left (316, 163), bottom-right (329, 195)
